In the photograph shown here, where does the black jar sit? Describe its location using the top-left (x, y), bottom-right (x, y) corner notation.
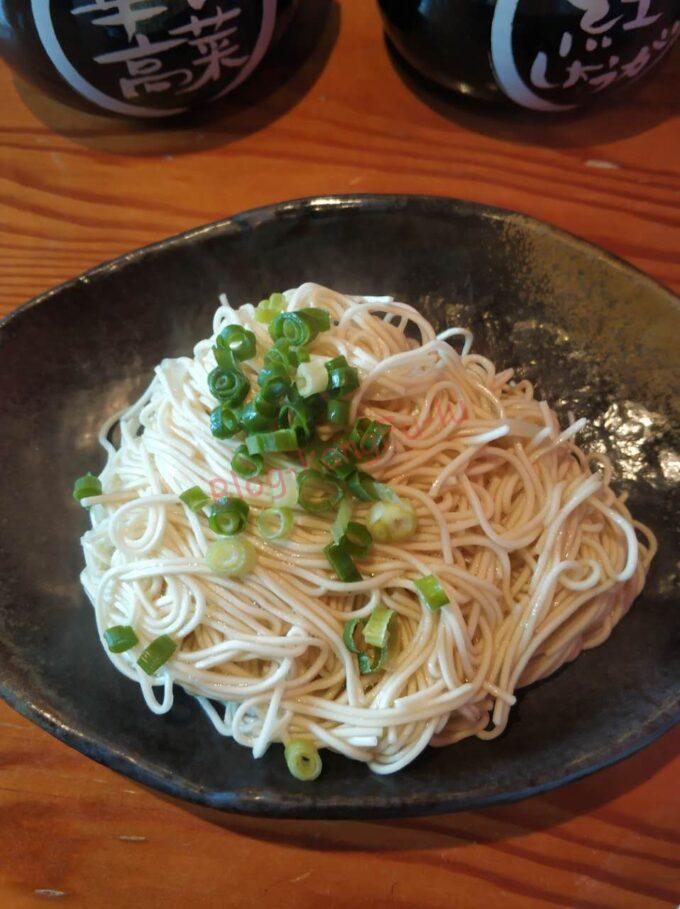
top-left (0, 0), bottom-right (299, 117)
top-left (378, 0), bottom-right (679, 110)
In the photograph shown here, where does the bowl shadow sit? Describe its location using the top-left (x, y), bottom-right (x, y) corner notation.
top-left (12, 0), bottom-right (340, 158)
top-left (153, 725), bottom-right (679, 853)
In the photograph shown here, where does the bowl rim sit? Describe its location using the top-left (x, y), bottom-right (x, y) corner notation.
top-left (1, 193), bottom-right (678, 819)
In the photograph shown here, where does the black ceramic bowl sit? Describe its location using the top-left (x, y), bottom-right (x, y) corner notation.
top-left (0, 195), bottom-right (678, 818)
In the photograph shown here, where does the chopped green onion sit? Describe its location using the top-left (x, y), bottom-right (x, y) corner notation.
top-left (333, 459), bottom-right (358, 481)
top-left (212, 345), bottom-right (237, 371)
top-left (297, 307), bottom-right (331, 333)
top-left (257, 506), bottom-right (294, 541)
top-left (231, 445), bottom-right (264, 479)
top-left (342, 617), bottom-right (365, 653)
top-left (264, 339), bottom-right (309, 373)
top-left (254, 292), bottom-right (286, 324)
top-left (270, 312), bottom-right (314, 347)
top-left (259, 372), bottom-right (290, 402)
top-left (246, 428), bottom-right (299, 455)
top-left (73, 472), bottom-right (102, 503)
top-left (346, 469), bottom-right (380, 502)
top-left (239, 399), bottom-right (278, 433)
top-left (284, 739), bottom-right (322, 782)
top-left (270, 309), bottom-right (330, 348)
top-left (326, 399), bottom-right (350, 427)
top-left (272, 468), bottom-right (299, 508)
top-left (342, 613), bottom-right (390, 674)
top-left (209, 497), bottom-right (249, 536)
top-left (367, 501), bottom-right (418, 543)
top-left (414, 574), bottom-right (450, 611)
top-left (279, 391), bottom-right (317, 445)
top-left (297, 469), bottom-right (343, 514)
top-left (349, 416), bottom-right (371, 442)
top-left (295, 359), bottom-right (330, 397)
top-left (363, 605), bottom-right (395, 648)
top-left (325, 355), bottom-right (349, 370)
top-left (137, 635), bottom-right (176, 675)
top-left (362, 422), bottom-right (391, 457)
top-left (179, 486), bottom-right (211, 512)
top-left (210, 403), bottom-right (241, 439)
top-left (358, 645), bottom-right (388, 674)
top-left (215, 325), bottom-right (256, 361)
top-left (288, 344), bottom-right (310, 367)
top-left (258, 364), bottom-right (289, 395)
top-left (324, 542), bottom-right (362, 582)
top-left (327, 364), bottom-right (360, 398)
top-left (103, 625), bottom-right (138, 653)
top-left (206, 537), bottom-right (256, 577)
top-left (207, 366), bottom-right (250, 406)
top-left (332, 497), bottom-right (352, 543)
top-left (339, 522), bottom-right (372, 558)
top-left (350, 418), bottom-right (391, 459)
top-left (319, 445), bottom-right (354, 475)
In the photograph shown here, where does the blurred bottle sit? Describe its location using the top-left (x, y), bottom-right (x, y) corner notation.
top-left (378, 0), bottom-right (679, 110)
top-left (0, 0), bottom-right (299, 118)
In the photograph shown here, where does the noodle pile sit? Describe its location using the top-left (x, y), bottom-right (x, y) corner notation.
top-left (79, 283), bottom-right (655, 774)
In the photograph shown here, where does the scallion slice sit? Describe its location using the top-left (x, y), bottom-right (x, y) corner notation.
top-left (297, 469), bottom-right (343, 514)
top-left (332, 497), bottom-right (352, 543)
top-left (358, 645), bottom-right (388, 674)
top-left (270, 309), bottom-right (330, 347)
top-left (326, 399), bottom-right (350, 427)
top-left (295, 359), bottom-right (330, 397)
top-left (257, 506), bottom-right (294, 541)
top-left (259, 372), bottom-right (290, 402)
top-left (324, 542), bottom-right (362, 582)
top-left (269, 312), bottom-right (314, 347)
top-left (179, 485), bottom-right (211, 512)
top-left (319, 445), bottom-right (354, 475)
top-left (297, 307), bottom-right (331, 333)
top-left (284, 739), bottom-right (322, 781)
top-left (207, 366), bottom-right (250, 406)
top-left (210, 403), bottom-right (241, 439)
top-left (231, 445), bottom-right (265, 479)
top-left (327, 364), bottom-right (360, 398)
top-left (338, 522), bottom-right (372, 558)
top-left (215, 325), bottom-right (256, 361)
top-left (137, 635), bottom-right (176, 675)
top-left (73, 472), bottom-right (102, 503)
top-left (346, 469), bottom-right (379, 502)
top-left (279, 391), bottom-right (317, 446)
top-left (414, 574), bottom-right (450, 611)
top-left (103, 625), bottom-right (138, 653)
top-left (367, 500), bottom-right (418, 543)
top-left (362, 605), bottom-right (395, 648)
top-left (325, 355), bottom-right (349, 370)
top-left (208, 497), bottom-right (249, 536)
top-left (254, 292), bottom-right (286, 324)
top-left (206, 537), bottom-right (256, 577)
top-left (350, 418), bottom-right (391, 459)
top-left (246, 428), bottom-right (299, 455)
top-left (342, 616), bottom-right (365, 654)
top-left (213, 345), bottom-right (237, 371)
top-left (239, 399), bottom-right (278, 433)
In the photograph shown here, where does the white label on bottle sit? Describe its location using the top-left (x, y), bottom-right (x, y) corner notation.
top-left (31, 0), bottom-right (278, 118)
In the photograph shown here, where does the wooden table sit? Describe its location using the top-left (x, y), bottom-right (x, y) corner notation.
top-left (1, 3), bottom-right (678, 906)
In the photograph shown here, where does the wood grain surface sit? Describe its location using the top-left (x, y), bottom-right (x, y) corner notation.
top-left (0, 2), bottom-right (678, 906)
